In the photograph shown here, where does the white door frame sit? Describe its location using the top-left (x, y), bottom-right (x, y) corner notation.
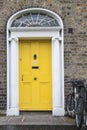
top-left (7, 8), bottom-right (64, 116)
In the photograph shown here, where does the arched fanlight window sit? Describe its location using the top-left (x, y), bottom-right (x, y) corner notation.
top-left (11, 13), bottom-right (60, 27)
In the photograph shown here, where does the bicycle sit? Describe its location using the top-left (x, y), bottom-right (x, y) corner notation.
top-left (66, 79), bottom-right (87, 129)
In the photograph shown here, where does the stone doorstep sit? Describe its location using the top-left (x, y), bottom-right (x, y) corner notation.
top-left (0, 113), bottom-right (84, 130)
top-left (0, 125), bottom-right (84, 130)
top-left (0, 114), bottom-right (75, 125)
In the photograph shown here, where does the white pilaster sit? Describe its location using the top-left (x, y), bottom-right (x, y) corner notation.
top-left (52, 37), bottom-right (64, 116)
top-left (7, 38), bottom-right (19, 116)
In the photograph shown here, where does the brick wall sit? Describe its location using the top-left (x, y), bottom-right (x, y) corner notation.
top-left (0, 0), bottom-right (87, 110)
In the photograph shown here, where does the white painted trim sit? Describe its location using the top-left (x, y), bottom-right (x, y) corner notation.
top-left (7, 8), bottom-right (64, 116)
top-left (7, 108), bottom-right (19, 116)
top-left (9, 27), bottom-right (61, 31)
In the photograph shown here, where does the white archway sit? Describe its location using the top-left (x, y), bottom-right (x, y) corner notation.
top-left (7, 8), bottom-right (64, 116)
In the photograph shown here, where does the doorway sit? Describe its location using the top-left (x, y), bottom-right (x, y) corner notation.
top-left (7, 8), bottom-right (64, 116)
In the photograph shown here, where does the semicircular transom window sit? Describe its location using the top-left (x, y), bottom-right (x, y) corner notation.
top-left (11, 13), bottom-right (60, 27)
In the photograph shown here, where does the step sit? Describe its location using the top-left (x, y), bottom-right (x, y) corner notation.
top-left (0, 125), bottom-right (84, 130)
top-left (0, 112), bottom-right (84, 130)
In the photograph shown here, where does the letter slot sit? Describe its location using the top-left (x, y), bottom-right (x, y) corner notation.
top-left (32, 66), bottom-right (39, 69)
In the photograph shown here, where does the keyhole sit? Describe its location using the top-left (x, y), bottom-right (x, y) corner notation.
top-left (34, 77), bottom-right (37, 80)
top-left (33, 54), bottom-right (37, 60)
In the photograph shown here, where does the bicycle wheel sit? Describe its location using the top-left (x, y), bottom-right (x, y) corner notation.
top-left (75, 97), bottom-right (83, 128)
top-left (83, 90), bottom-right (87, 129)
top-left (83, 101), bottom-right (87, 129)
top-left (66, 94), bottom-right (75, 117)
top-left (84, 112), bottom-right (87, 129)
top-left (76, 114), bottom-right (83, 128)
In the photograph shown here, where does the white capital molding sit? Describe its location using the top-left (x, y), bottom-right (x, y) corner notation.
top-left (8, 38), bottom-right (18, 43)
top-left (52, 37), bottom-right (58, 40)
top-left (52, 37), bottom-right (62, 42)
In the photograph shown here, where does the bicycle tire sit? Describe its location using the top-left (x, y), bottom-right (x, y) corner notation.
top-left (76, 114), bottom-right (83, 128)
top-left (84, 113), bottom-right (87, 129)
top-left (75, 97), bottom-right (83, 128)
top-left (85, 115), bottom-right (87, 129)
top-left (83, 101), bottom-right (87, 129)
top-left (83, 90), bottom-right (87, 129)
top-left (66, 94), bottom-right (75, 117)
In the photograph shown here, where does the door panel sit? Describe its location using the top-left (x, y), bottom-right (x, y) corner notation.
top-left (19, 39), bottom-right (52, 110)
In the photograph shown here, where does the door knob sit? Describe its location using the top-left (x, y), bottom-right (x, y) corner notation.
top-left (34, 77), bottom-right (37, 80)
top-left (22, 75), bottom-right (24, 81)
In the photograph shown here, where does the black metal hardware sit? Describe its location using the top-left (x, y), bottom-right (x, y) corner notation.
top-left (34, 77), bottom-right (37, 80)
top-left (32, 66), bottom-right (39, 69)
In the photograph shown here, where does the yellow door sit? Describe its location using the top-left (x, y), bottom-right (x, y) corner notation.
top-left (19, 39), bottom-right (52, 110)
